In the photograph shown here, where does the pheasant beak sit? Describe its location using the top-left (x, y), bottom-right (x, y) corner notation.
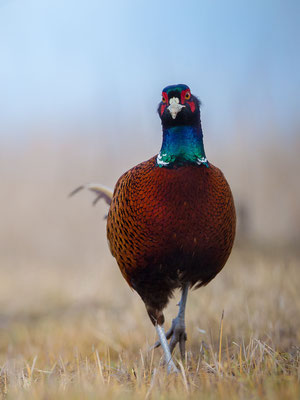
top-left (167, 97), bottom-right (185, 119)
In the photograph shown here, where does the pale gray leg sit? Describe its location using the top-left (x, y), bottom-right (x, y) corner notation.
top-left (169, 283), bottom-right (189, 358)
top-left (155, 324), bottom-right (179, 373)
top-left (154, 283), bottom-right (189, 360)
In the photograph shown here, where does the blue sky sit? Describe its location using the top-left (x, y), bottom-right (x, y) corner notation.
top-left (0, 0), bottom-right (299, 139)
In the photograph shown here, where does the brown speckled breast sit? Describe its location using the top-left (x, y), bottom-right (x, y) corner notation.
top-left (107, 156), bottom-right (236, 311)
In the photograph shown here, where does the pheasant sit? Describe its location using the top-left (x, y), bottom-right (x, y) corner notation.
top-left (71, 84), bottom-right (236, 373)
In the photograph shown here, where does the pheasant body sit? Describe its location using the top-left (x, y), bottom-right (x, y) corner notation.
top-left (107, 155), bottom-right (235, 322)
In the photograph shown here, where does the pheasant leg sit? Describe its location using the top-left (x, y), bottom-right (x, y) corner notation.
top-left (155, 324), bottom-right (179, 373)
top-left (154, 283), bottom-right (189, 360)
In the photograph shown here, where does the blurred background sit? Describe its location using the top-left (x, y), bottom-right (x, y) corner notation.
top-left (0, 0), bottom-right (299, 338)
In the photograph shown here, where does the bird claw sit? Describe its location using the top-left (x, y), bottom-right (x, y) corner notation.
top-left (151, 316), bottom-right (187, 360)
top-left (151, 340), bottom-right (161, 350)
top-left (169, 317), bottom-right (187, 360)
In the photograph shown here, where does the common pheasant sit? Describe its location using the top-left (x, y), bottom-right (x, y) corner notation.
top-left (71, 84), bottom-right (236, 373)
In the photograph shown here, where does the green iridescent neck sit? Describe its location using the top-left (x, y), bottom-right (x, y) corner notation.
top-left (156, 125), bottom-right (209, 168)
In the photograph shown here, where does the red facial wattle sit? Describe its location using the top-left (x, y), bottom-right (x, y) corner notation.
top-left (162, 92), bottom-right (168, 104)
top-left (180, 89), bottom-right (195, 113)
top-left (160, 91), bottom-right (169, 116)
top-left (180, 89), bottom-right (189, 104)
top-left (187, 101), bottom-right (195, 112)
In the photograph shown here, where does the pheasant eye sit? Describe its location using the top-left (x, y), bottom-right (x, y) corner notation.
top-left (185, 92), bottom-right (191, 100)
top-left (162, 96), bottom-right (166, 103)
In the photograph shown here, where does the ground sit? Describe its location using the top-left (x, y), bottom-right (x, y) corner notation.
top-left (0, 247), bottom-right (299, 400)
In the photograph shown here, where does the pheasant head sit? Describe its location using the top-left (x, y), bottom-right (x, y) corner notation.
top-left (158, 84), bottom-right (201, 129)
top-left (157, 84), bottom-right (208, 168)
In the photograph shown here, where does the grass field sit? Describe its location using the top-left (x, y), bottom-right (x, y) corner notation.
top-left (0, 138), bottom-right (299, 399)
top-left (0, 247), bottom-right (299, 399)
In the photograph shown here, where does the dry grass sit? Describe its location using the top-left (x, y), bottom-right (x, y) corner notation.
top-left (0, 136), bottom-right (299, 399)
top-left (0, 249), bottom-right (299, 400)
